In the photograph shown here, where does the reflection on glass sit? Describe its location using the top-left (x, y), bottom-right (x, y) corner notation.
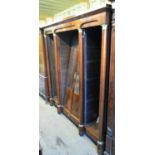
top-left (74, 73), bottom-right (79, 95)
top-left (39, 32), bottom-right (46, 97)
top-left (39, 32), bottom-right (45, 75)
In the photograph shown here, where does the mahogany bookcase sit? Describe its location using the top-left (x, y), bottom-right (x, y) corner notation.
top-left (40, 5), bottom-right (113, 155)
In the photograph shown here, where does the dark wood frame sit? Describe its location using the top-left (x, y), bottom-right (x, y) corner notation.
top-left (40, 5), bottom-right (113, 154)
top-left (104, 10), bottom-right (115, 155)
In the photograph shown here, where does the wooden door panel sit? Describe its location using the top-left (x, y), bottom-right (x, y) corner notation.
top-left (65, 88), bottom-right (73, 110)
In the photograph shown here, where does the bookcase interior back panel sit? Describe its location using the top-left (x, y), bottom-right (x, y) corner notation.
top-left (84, 26), bottom-right (102, 124)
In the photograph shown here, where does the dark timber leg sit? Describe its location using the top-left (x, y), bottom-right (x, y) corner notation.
top-left (104, 151), bottom-right (109, 155)
top-left (79, 124), bottom-right (85, 136)
top-left (45, 96), bottom-right (49, 104)
top-left (39, 148), bottom-right (42, 155)
top-left (49, 101), bottom-right (54, 106)
top-left (97, 141), bottom-right (104, 155)
top-left (39, 143), bottom-right (42, 155)
top-left (57, 105), bottom-right (63, 114)
top-left (49, 98), bottom-right (54, 106)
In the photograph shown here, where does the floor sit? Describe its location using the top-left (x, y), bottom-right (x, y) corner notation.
top-left (39, 97), bottom-right (98, 155)
top-left (39, 76), bottom-right (46, 98)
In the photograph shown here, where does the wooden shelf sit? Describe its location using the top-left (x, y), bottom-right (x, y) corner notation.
top-left (85, 122), bottom-right (99, 142)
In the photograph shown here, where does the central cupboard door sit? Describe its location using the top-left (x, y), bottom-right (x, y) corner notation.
top-left (58, 30), bottom-right (80, 122)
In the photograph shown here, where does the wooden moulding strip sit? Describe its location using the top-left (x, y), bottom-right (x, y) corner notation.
top-left (98, 21), bottom-right (112, 148)
top-left (78, 28), bottom-right (84, 128)
top-left (40, 5), bottom-right (112, 30)
top-left (53, 33), bottom-right (62, 107)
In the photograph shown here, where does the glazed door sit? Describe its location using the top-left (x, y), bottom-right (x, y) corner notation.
top-left (58, 30), bottom-right (80, 121)
top-left (64, 33), bottom-right (80, 118)
top-left (58, 32), bottom-right (71, 105)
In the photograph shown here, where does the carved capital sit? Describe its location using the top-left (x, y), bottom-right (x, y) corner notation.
top-left (102, 23), bottom-right (108, 30)
top-left (78, 28), bottom-right (82, 34)
top-left (97, 140), bottom-right (104, 145)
